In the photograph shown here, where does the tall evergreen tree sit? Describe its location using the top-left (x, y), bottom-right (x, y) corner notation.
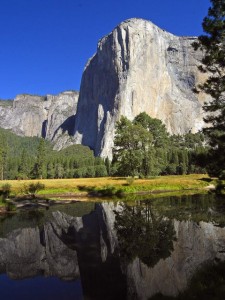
top-left (193, 0), bottom-right (225, 177)
top-left (18, 149), bottom-right (30, 179)
top-left (33, 138), bottom-right (46, 179)
top-left (0, 133), bottom-right (8, 180)
top-left (0, 144), bottom-right (4, 181)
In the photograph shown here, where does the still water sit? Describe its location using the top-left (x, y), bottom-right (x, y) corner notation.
top-left (0, 194), bottom-right (225, 300)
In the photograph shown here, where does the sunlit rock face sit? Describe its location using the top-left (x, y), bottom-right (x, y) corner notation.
top-left (0, 91), bottom-right (79, 148)
top-left (73, 18), bottom-right (210, 158)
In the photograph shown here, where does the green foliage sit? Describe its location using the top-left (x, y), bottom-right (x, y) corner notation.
top-left (1, 183), bottom-right (11, 196)
top-left (113, 114), bottom-right (207, 177)
top-left (134, 112), bottom-right (169, 147)
top-left (193, 0), bottom-right (225, 177)
top-left (95, 165), bottom-right (108, 177)
top-left (32, 139), bottom-right (46, 179)
top-left (104, 157), bottom-right (111, 175)
top-left (0, 183), bottom-right (11, 201)
top-left (21, 182), bottom-right (45, 197)
top-left (113, 116), bottom-right (155, 176)
top-left (0, 128), bottom-right (107, 180)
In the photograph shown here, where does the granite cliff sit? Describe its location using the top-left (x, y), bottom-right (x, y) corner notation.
top-left (73, 18), bottom-right (210, 158)
top-left (0, 18), bottom-right (210, 157)
top-left (0, 90), bottom-right (79, 147)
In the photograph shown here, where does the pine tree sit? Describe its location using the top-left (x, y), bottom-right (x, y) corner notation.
top-left (193, 0), bottom-right (225, 177)
top-left (0, 133), bottom-right (8, 180)
top-left (18, 149), bottom-right (30, 179)
top-left (33, 139), bottom-right (46, 179)
top-left (47, 162), bottom-right (55, 179)
top-left (104, 157), bottom-right (111, 175)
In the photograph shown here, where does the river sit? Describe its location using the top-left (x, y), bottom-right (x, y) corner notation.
top-left (0, 193), bottom-right (225, 300)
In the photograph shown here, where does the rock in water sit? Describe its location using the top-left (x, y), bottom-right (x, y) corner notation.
top-left (73, 18), bottom-right (210, 159)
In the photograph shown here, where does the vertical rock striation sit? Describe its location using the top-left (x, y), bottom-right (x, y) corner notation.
top-left (73, 18), bottom-right (210, 158)
top-left (0, 91), bottom-right (79, 147)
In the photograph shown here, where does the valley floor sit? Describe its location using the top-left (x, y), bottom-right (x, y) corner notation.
top-left (0, 174), bottom-right (214, 198)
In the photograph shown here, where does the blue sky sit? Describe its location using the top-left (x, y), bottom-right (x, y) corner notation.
top-left (0, 0), bottom-right (210, 99)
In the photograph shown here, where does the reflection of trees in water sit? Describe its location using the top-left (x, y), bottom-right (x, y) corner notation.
top-left (154, 194), bottom-right (225, 227)
top-left (0, 209), bottom-right (46, 237)
top-left (114, 202), bottom-right (176, 268)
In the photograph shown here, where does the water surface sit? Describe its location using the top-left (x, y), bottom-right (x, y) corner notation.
top-left (0, 194), bottom-right (225, 299)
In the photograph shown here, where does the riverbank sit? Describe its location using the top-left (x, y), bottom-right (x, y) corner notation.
top-left (1, 188), bottom-right (215, 213)
top-left (0, 174), bottom-right (213, 195)
top-left (0, 174), bottom-right (216, 209)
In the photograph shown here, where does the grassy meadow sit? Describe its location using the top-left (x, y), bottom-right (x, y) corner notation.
top-left (0, 174), bottom-right (212, 198)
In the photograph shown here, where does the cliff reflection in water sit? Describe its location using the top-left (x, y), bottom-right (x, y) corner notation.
top-left (114, 202), bottom-right (176, 268)
top-left (0, 194), bottom-right (225, 299)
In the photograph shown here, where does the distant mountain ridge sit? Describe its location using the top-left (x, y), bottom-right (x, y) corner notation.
top-left (0, 18), bottom-right (210, 158)
top-left (0, 91), bottom-right (79, 148)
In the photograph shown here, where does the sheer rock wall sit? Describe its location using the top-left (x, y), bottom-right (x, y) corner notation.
top-left (73, 18), bottom-right (210, 158)
top-left (0, 91), bottom-right (79, 149)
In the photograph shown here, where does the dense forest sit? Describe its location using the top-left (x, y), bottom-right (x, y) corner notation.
top-left (0, 113), bottom-right (208, 180)
top-left (0, 128), bottom-right (107, 180)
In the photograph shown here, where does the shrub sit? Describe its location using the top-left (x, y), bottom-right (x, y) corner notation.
top-left (21, 182), bottom-right (45, 197)
top-left (1, 183), bottom-right (11, 198)
top-left (28, 182), bottom-right (45, 195)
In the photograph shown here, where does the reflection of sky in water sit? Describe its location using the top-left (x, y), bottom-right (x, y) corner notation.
top-left (0, 275), bottom-right (83, 300)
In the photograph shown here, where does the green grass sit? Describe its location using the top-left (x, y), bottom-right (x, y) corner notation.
top-left (0, 174), bottom-right (211, 199)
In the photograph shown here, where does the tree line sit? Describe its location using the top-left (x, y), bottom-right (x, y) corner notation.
top-left (0, 128), bottom-right (107, 180)
top-left (0, 117), bottom-right (207, 181)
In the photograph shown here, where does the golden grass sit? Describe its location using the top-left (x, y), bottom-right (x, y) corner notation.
top-left (0, 174), bottom-right (210, 196)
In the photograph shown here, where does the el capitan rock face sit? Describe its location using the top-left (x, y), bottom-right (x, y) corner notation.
top-left (73, 18), bottom-right (210, 158)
